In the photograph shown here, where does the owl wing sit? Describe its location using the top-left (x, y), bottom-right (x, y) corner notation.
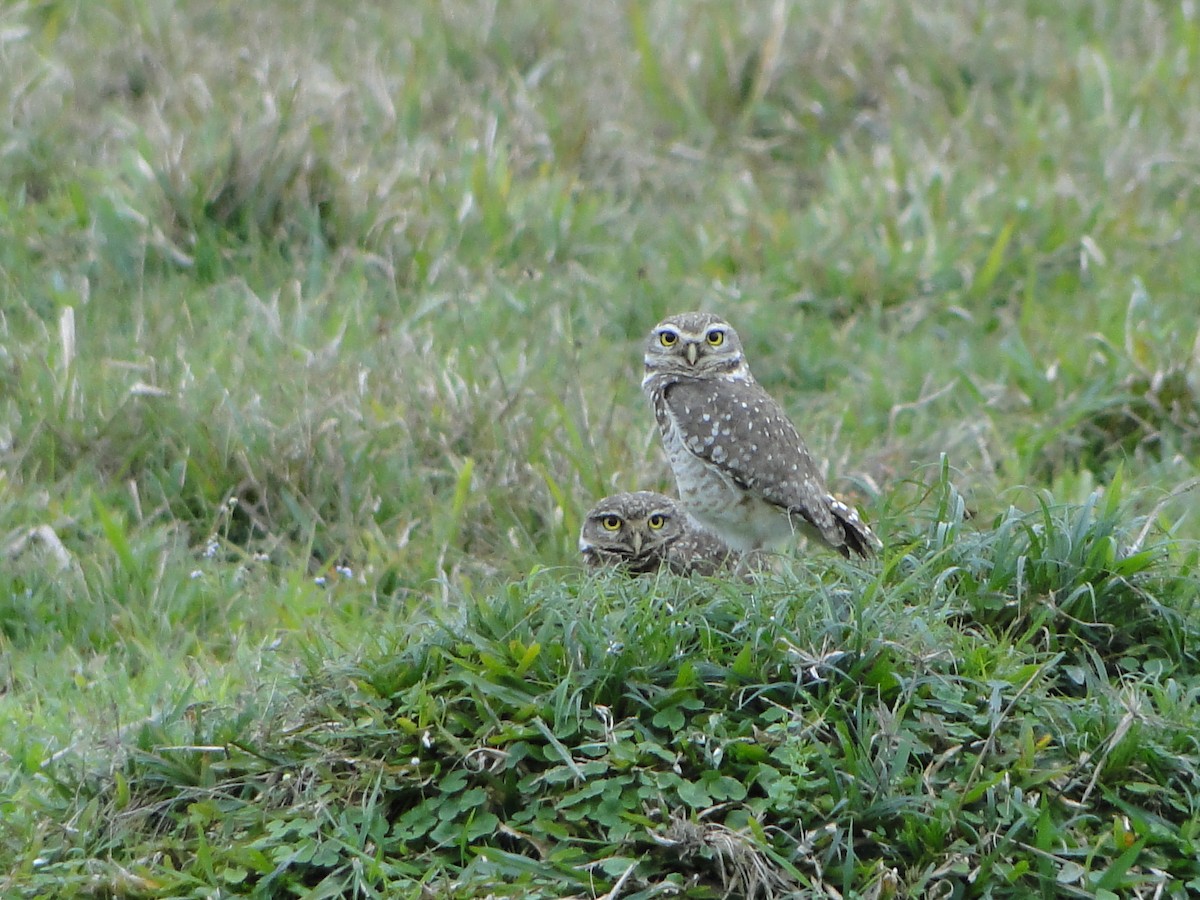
top-left (662, 378), bottom-right (875, 556)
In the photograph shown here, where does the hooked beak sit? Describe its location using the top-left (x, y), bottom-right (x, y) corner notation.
top-left (685, 342), bottom-right (698, 366)
top-left (631, 531), bottom-right (643, 556)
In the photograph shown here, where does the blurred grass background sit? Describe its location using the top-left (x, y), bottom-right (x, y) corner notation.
top-left (1, 1), bottom-right (1199, 896)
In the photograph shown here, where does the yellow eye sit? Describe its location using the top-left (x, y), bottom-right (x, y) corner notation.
top-left (706, 328), bottom-right (725, 347)
top-left (647, 513), bottom-right (667, 530)
top-left (601, 515), bottom-right (622, 531)
top-left (658, 330), bottom-right (678, 347)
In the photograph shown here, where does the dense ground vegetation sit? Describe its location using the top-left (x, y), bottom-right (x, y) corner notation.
top-left (2, 1), bottom-right (1199, 896)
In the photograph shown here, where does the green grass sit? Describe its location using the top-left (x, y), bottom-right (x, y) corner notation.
top-left (2, 1), bottom-right (1200, 896)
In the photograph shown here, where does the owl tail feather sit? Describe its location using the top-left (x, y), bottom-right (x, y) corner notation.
top-left (828, 497), bottom-right (879, 559)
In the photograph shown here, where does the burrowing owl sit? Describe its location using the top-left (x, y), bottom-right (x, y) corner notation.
top-left (579, 491), bottom-right (737, 575)
top-left (642, 312), bottom-right (878, 558)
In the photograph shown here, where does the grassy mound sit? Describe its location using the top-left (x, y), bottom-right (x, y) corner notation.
top-left (8, 476), bottom-right (1198, 898)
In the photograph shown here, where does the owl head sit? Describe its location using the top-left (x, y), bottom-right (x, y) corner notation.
top-left (579, 491), bottom-right (687, 573)
top-left (643, 312), bottom-right (753, 382)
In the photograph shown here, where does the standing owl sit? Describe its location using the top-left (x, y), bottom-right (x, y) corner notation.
top-left (641, 312), bottom-right (878, 558)
top-left (579, 491), bottom-right (737, 576)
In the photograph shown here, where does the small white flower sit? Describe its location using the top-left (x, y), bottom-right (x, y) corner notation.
top-left (336, 565), bottom-right (353, 578)
top-left (203, 539), bottom-right (219, 559)
top-left (314, 576), bottom-right (327, 586)
top-left (189, 569), bottom-right (202, 580)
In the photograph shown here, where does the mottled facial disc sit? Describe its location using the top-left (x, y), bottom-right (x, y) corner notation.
top-left (579, 491), bottom-right (738, 575)
top-left (643, 312), bottom-right (752, 383)
top-left (579, 492), bottom-right (684, 565)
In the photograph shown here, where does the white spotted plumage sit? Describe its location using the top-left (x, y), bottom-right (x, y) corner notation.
top-left (642, 312), bottom-right (878, 558)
